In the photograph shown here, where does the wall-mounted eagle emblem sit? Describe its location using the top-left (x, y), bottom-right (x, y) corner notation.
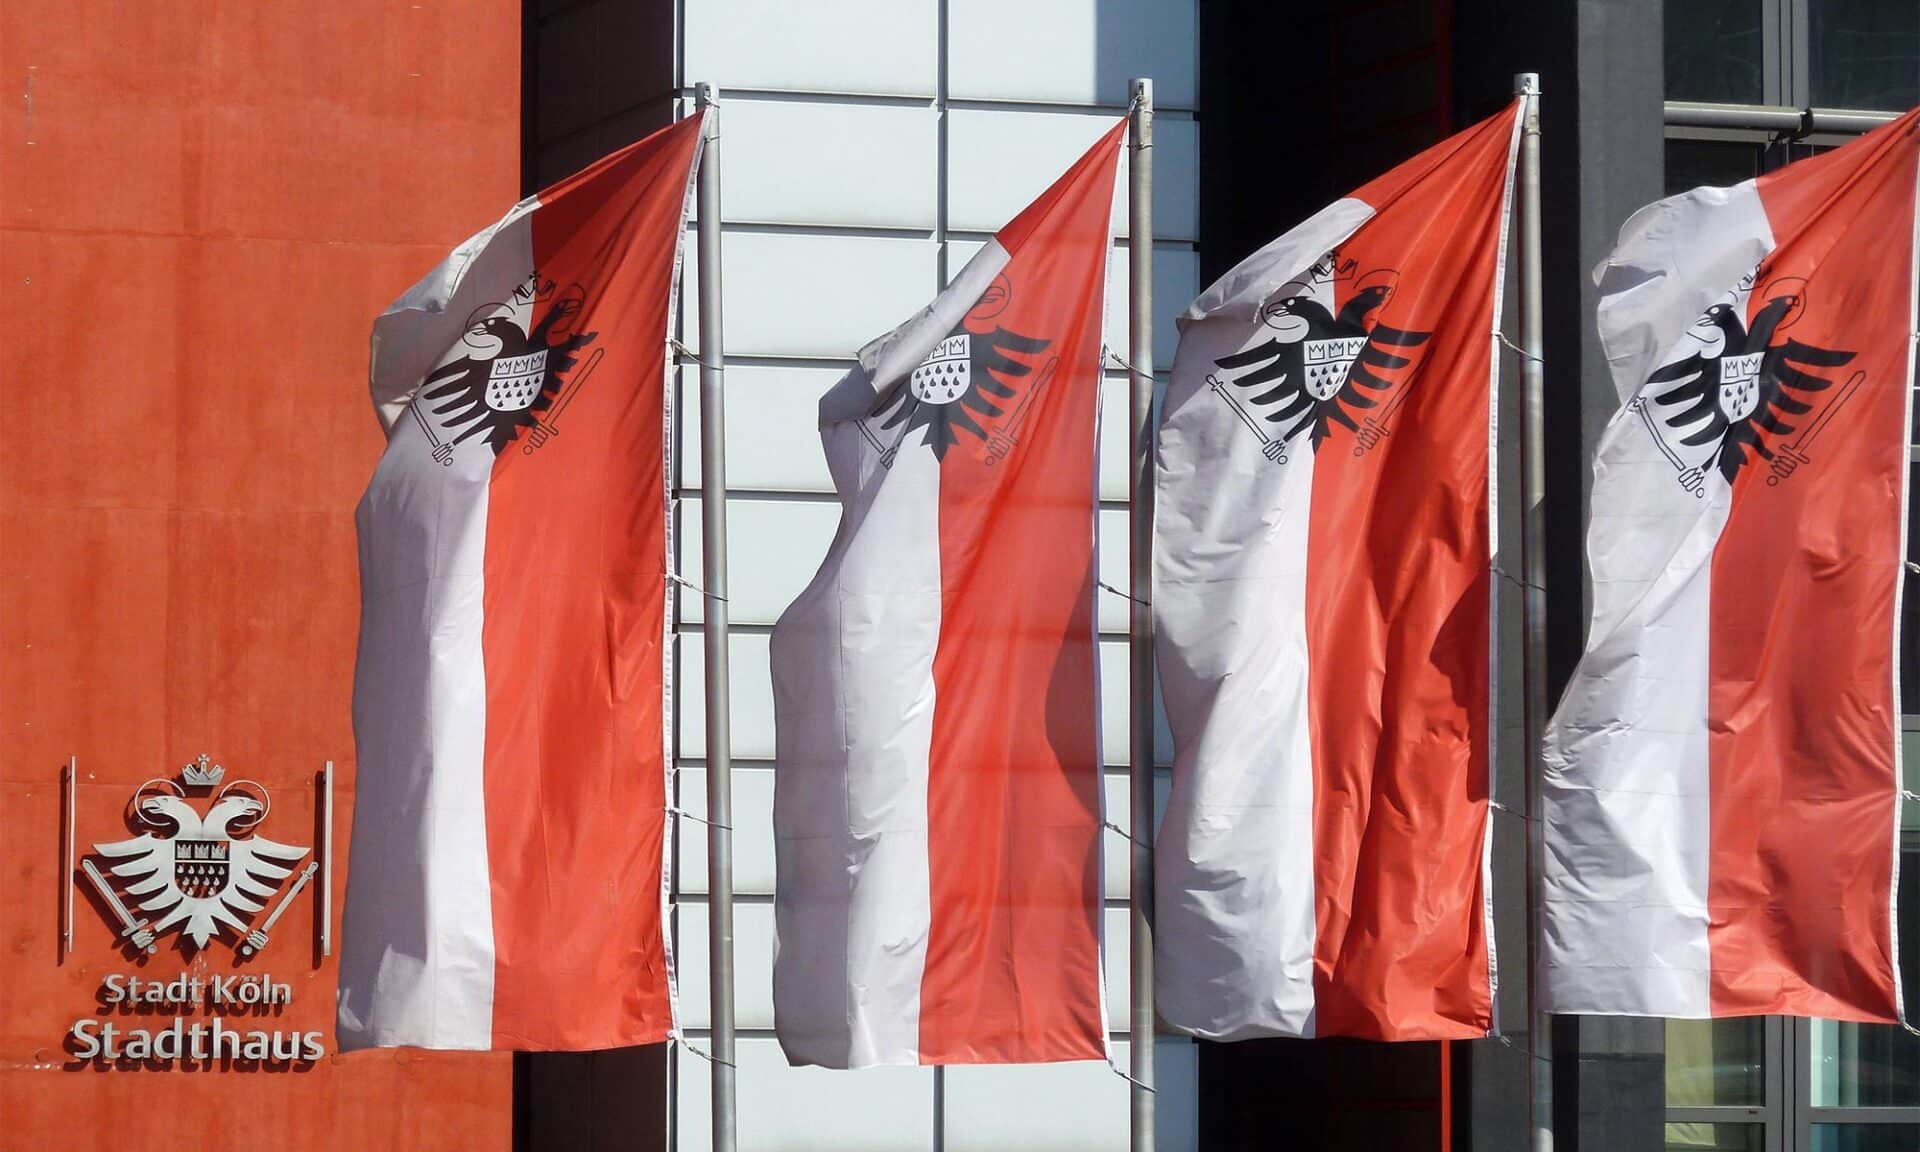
top-left (1641, 272), bottom-right (1858, 491)
top-left (88, 762), bottom-right (310, 954)
top-left (1208, 253), bottom-right (1430, 457)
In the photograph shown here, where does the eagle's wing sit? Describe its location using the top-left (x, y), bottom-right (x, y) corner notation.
top-left (1339, 325), bottom-right (1432, 405)
top-left (1648, 355), bottom-right (1728, 446)
top-left (960, 327), bottom-right (1046, 419)
top-left (213, 839), bottom-right (305, 920)
top-left (542, 330), bottom-right (598, 382)
top-left (421, 358), bottom-right (498, 443)
top-left (96, 836), bottom-right (185, 914)
top-left (222, 837), bottom-right (309, 917)
top-left (230, 837), bottom-right (305, 892)
top-left (1218, 338), bottom-right (1317, 439)
top-left (1748, 339), bottom-right (1852, 435)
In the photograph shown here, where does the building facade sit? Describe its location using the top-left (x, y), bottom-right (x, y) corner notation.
top-left (2, 1), bottom-right (1916, 1150)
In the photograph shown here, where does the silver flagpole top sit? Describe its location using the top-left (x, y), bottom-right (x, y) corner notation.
top-left (1515, 71), bottom-right (1541, 96)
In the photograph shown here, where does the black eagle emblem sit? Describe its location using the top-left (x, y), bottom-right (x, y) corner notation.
top-left (1211, 271), bottom-right (1430, 450)
top-left (868, 321), bottom-right (1052, 463)
top-left (418, 275), bottom-right (598, 456)
top-left (1645, 286), bottom-right (1855, 487)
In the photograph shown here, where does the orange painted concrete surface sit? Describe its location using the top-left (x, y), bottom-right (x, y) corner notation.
top-left (1, 2), bottom-right (521, 1147)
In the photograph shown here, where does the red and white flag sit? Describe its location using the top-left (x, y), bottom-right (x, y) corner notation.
top-left (1154, 105), bottom-right (1523, 1041)
top-left (1542, 110), bottom-right (1920, 1022)
top-left (338, 114), bottom-right (703, 1050)
top-left (769, 121), bottom-right (1124, 1068)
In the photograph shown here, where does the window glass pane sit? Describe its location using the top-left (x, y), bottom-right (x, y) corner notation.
top-left (1667, 1018), bottom-right (1766, 1107)
top-left (1667, 0), bottom-right (1765, 103)
top-left (1812, 1018), bottom-right (1920, 1106)
top-left (1810, 0), bottom-right (1920, 112)
top-left (1810, 1124), bottom-right (1920, 1152)
top-left (1665, 1122), bottom-right (1763, 1152)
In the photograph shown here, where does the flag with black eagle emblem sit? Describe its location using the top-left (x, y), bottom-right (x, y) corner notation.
top-left (769, 118), bottom-right (1124, 1069)
top-left (340, 113), bottom-right (703, 1053)
top-left (1154, 102), bottom-right (1523, 1042)
top-left (1542, 107), bottom-right (1920, 1025)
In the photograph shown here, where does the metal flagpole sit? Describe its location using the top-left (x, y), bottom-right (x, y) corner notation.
top-left (1127, 75), bottom-right (1157, 1152)
top-left (693, 81), bottom-right (737, 1152)
top-left (1512, 70), bottom-right (1552, 1152)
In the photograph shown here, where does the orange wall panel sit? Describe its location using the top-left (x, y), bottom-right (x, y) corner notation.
top-left (1, 1), bottom-right (523, 1147)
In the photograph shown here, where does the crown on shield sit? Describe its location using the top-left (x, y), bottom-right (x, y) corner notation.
top-left (180, 753), bottom-right (225, 789)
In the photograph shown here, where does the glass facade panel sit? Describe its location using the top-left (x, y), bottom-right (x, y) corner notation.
top-left (1809, 1124), bottom-right (1920, 1152)
top-left (1667, 0), bottom-right (1766, 103)
top-left (1668, 1018), bottom-right (1768, 1107)
top-left (1809, 0), bottom-right (1920, 111)
top-left (1666, 1122), bottom-right (1765, 1152)
top-left (1812, 1020), bottom-right (1920, 1107)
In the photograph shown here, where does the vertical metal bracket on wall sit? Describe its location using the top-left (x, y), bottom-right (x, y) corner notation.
top-left (1127, 75), bottom-right (1157, 1152)
top-left (694, 80), bottom-right (739, 1152)
top-left (61, 755), bottom-right (76, 960)
top-left (1512, 70), bottom-right (1553, 1152)
top-left (322, 759), bottom-right (334, 958)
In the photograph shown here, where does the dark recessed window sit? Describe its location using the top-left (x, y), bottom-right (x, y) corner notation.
top-left (1664, 139), bottom-right (1764, 196)
top-left (1667, 0), bottom-right (1766, 104)
top-left (1810, 0), bottom-right (1920, 111)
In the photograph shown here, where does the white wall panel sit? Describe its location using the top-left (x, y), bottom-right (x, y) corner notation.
top-left (677, 363), bottom-right (847, 493)
top-left (682, 231), bottom-right (938, 357)
top-left (946, 108), bottom-right (1198, 241)
top-left (947, 0), bottom-right (1198, 110)
top-left (1099, 770), bottom-right (1171, 898)
top-left (942, 1038), bottom-right (1199, 1151)
top-left (704, 99), bottom-right (939, 229)
top-left (674, 1037), bottom-right (937, 1152)
top-left (678, 495), bottom-right (839, 625)
top-left (1098, 637), bottom-right (1175, 768)
top-left (1102, 242), bottom-right (1200, 369)
top-left (676, 764), bottom-right (777, 896)
top-left (679, 631), bottom-right (775, 760)
top-left (684, 0), bottom-right (939, 98)
top-left (677, 902), bottom-right (777, 1029)
top-left (1095, 372), bottom-right (1130, 502)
